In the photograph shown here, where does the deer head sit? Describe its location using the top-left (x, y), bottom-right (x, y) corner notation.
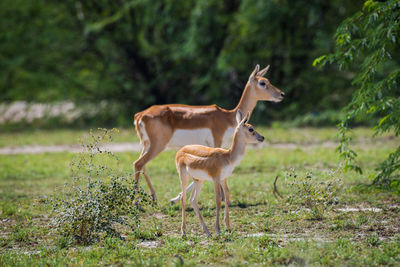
top-left (235, 110), bottom-right (264, 143)
top-left (248, 64), bottom-right (285, 102)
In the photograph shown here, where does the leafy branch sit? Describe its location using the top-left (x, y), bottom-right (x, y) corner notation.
top-left (314, 0), bottom-right (400, 189)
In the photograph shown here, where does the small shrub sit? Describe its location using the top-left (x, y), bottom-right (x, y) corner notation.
top-left (1, 202), bottom-right (17, 217)
top-left (366, 233), bottom-right (382, 247)
top-left (10, 223), bottom-right (35, 244)
top-left (285, 169), bottom-right (342, 219)
top-left (163, 204), bottom-right (180, 217)
top-left (56, 235), bottom-right (72, 249)
top-left (50, 128), bottom-right (152, 245)
top-left (258, 236), bottom-right (280, 250)
top-left (12, 229), bottom-right (31, 243)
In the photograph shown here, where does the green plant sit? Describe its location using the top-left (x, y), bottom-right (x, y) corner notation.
top-left (1, 0), bottom-right (362, 127)
top-left (1, 202), bottom-right (17, 217)
top-left (314, 0), bottom-right (400, 190)
top-left (367, 233), bottom-right (382, 247)
top-left (50, 128), bottom-right (152, 244)
top-left (10, 224), bottom-right (34, 243)
top-left (285, 169), bottom-right (342, 219)
top-left (1, 126), bottom-right (400, 265)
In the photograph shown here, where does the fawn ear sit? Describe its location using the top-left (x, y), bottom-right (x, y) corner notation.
top-left (249, 64), bottom-right (260, 82)
top-left (242, 112), bottom-right (250, 124)
top-left (236, 110), bottom-right (243, 125)
top-left (257, 65), bottom-right (270, 77)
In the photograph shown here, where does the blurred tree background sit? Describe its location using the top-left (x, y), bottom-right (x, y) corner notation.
top-left (0, 0), bottom-right (375, 127)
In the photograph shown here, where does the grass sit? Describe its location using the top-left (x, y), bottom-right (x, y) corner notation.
top-left (0, 128), bottom-right (139, 147)
top-left (0, 127), bottom-right (399, 265)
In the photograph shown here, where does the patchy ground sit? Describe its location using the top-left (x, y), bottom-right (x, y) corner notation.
top-left (0, 127), bottom-right (399, 265)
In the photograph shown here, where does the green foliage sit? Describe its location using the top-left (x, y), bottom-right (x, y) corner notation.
top-left (366, 233), bottom-right (382, 247)
top-left (285, 169), bottom-right (342, 219)
top-left (1, 201), bottom-right (17, 217)
top-left (10, 223), bottom-right (34, 243)
top-left (1, 0), bottom-right (363, 125)
top-left (288, 110), bottom-right (345, 127)
top-left (315, 0), bottom-right (400, 188)
top-left (0, 0), bottom-right (103, 102)
top-left (50, 128), bottom-right (151, 244)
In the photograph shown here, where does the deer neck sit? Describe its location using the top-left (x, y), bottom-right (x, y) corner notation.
top-left (227, 131), bottom-right (246, 165)
top-left (233, 82), bottom-right (258, 119)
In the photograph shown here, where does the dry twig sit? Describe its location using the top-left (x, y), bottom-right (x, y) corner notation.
top-left (273, 176), bottom-right (283, 199)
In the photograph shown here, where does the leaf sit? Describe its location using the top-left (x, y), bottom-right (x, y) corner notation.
top-left (378, 114), bottom-right (390, 126)
top-left (363, 0), bottom-right (377, 12)
top-left (312, 55), bottom-right (327, 67)
top-left (366, 105), bottom-right (376, 114)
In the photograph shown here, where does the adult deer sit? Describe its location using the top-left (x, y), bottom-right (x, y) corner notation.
top-left (177, 110), bottom-right (263, 236)
top-left (133, 64), bottom-right (284, 202)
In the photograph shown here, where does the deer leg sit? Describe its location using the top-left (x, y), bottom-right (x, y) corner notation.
top-left (133, 141), bottom-right (166, 203)
top-left (190, 180), bottom-right (210, 236)
top-left (170, 182), bottom-right (195, 204)
top-left (171, 181), bottom-right (223, 206)
top-left (142, 167), bottom-right (157, 203)
top-left (221, 180), bottom-right (230, 231)
top-left (179, 167), bottom-right (189, 237)
top-left (213, 135), bottom-right (227, 204)
top-left (214, 181), bottom-right (222, 235)
top-left (220, 184), bottom-right (226, 203)
top-left (134, 145), bottom-right (147, 183)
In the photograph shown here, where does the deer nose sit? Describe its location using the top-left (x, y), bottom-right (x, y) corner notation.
top-left (280, 92), bottom-right (285, 97)
top-left (258, 135), bottom-right (265, 142)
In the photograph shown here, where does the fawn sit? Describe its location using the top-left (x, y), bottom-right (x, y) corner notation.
top-left (175, 110), bottom-right (264, 236)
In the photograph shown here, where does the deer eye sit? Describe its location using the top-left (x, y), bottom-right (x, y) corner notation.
top-left (259, 81), bottom-right (266, 87)
top-left (249, 128), bottom-right (254, 133)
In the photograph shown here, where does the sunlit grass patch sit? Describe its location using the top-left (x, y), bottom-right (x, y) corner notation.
top-left (0, 127), bottom-right (399, 265)
top-left (0, 128), bottom-right (139, 148)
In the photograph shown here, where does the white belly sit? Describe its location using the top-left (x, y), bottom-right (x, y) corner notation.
top-left (186, 154), bottom-right (243, 182)
top-left (167, 129), bottom-right (214, 149)
top-left (187, 167), bottom-right (214, 181)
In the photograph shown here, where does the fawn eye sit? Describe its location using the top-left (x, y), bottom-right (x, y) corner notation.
top-left (249, 128), bottom-right (254, 133)
top-left (259, 81), bottom-right (266, 87)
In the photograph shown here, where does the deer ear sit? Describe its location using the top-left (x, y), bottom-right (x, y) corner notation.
top-left (236, 110), bottom-right (243, 124)
top-left (257, 65), bottom-right (270, 77)
top-left (242, 112), bottom-right (250, 124)
top-left (248, 64), bottom-right (260, 81)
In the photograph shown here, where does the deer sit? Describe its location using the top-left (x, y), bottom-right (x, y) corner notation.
top-left (133, 64), bottom-right (284, 203)
top-left (176, 110), bottom-right (263, 236)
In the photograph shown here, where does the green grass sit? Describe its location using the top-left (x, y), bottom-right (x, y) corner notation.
top-left (0, 128), bottom-right (139, 147)
top-left (0, 127), bottom-right (399, 266)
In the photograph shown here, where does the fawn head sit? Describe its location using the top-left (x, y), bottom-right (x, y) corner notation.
top-left (248, 64), bottom-right (285, 102)
top-left (235, 110), bottom-right (264, 143)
